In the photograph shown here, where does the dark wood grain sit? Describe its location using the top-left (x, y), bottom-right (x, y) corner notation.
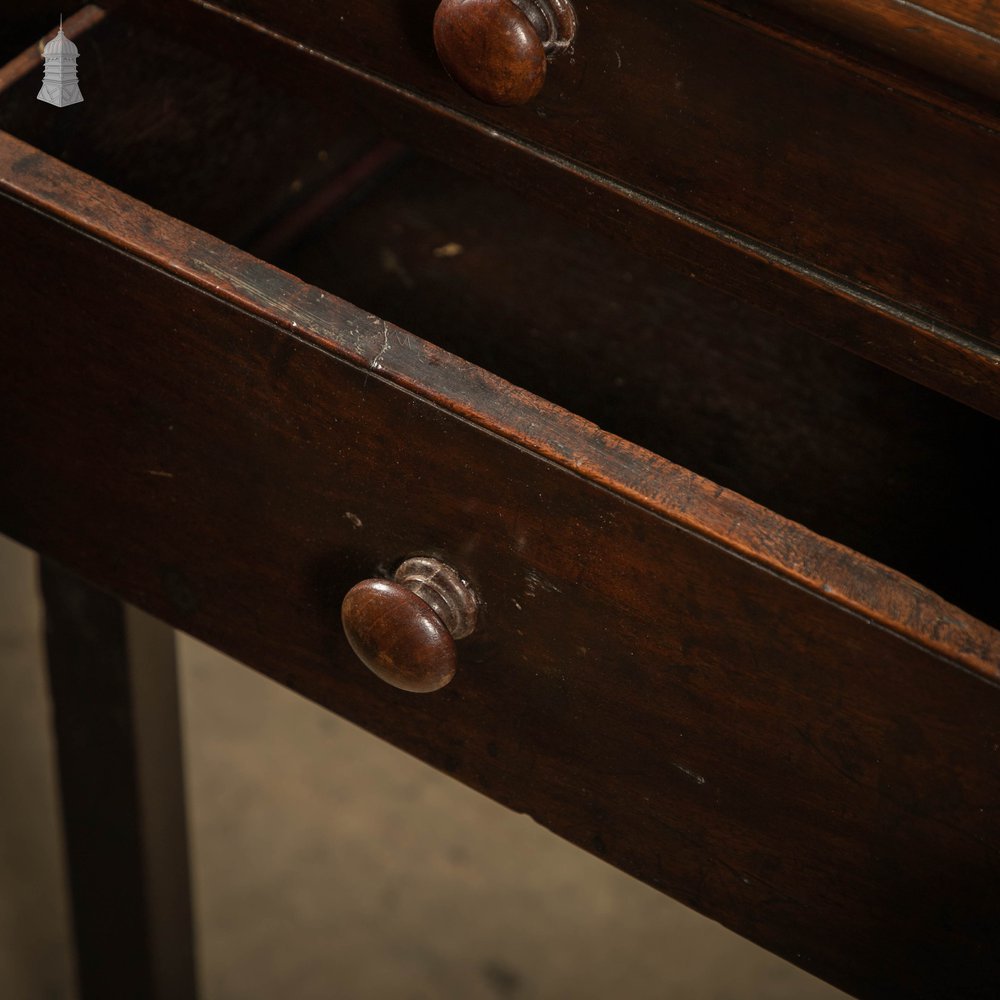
top-left (763, 0), bottom-right (1000, 100)
top-left (40, 561), bottom-right (196, 1000)
top-left (277, 151), bottom-right (1000, 631)
top-left (433, 0), bottom-right (548, 105)
top-left (190, 0), bottom-right (1000, 341)
top-left (10, 8), bottom-right (1000, 429)
top-left (342, 579), bottom-right (459, 692)
top-left (132, 0), bottom-right (1000, 420)
top-left (2, 130), bottom-right (994, 676)
top-left (3, 134), bottom-right (1000, 998)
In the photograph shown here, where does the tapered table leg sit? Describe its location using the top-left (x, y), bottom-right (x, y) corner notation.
top-left (40, 560), bottom-right (197, 1000)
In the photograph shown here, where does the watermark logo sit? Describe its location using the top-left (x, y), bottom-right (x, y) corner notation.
top-left (37, 16), bottom-right (83, 108)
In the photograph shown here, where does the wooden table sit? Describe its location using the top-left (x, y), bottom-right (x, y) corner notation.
top-left (2, 2), bottom-right (999, 997)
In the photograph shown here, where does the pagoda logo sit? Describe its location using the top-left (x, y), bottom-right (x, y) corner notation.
top-left (38, 18), bottom-right (83, 108)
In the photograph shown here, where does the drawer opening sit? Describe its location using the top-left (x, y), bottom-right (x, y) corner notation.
top-left (275, 152), bottom-right (1000, 632)
top-left (1, 8), bottom-right (996, 631)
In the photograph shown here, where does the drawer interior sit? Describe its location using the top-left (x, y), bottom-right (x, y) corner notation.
top-left (2, 8), bottom-right (996, 629)
top-left (277, 152), bottom-right (999, 627)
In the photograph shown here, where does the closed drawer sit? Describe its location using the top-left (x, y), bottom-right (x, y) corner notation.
top-left (2, 10), bottom-right (999, 999)
top-left (173, 0), bottom-right (1000, 418)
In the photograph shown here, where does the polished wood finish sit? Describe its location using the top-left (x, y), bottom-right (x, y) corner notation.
top-left (179, 0), bottom-right (1000, 419)
top-left (279, 153), bottom-right (1000, 631)
top-left (764, 0), bottom-right (1000, 101)
top-left (342, 556), bottom-right (478, 692)
top-left (433, 0), bottom-right (576, 105)
top-left (10, 10), bottom-right (999, 622)
top-left (2, 128), bottom-right (1000, 998)
top-left (40, 561), bottom-right (197, 1000)
top-left (434, 0), bottom-right (547, 105)
top-left (342, 580), bottom-right (458, 693)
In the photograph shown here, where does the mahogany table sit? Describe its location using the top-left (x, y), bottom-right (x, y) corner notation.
top-left (2, 2), bottom-right (999, 997)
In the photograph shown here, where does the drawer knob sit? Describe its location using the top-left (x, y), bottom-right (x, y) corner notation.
top-left (341, 557), bottom-right (478, 693)
top-left (433, 0), bottom-right (577, 106)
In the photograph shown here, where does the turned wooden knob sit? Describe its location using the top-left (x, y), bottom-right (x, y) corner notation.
top-left (341, 557), bottom-right (478, 693)
top-left (433, 0), bottom-right (577, 106)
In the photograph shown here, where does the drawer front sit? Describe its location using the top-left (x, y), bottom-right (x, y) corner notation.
top-left (195, 1), bottom-right (1000, 355)
top-left (3, 132), bottom-right (1000, 998)
top-left (764, 0), bottom-right (1000, 101)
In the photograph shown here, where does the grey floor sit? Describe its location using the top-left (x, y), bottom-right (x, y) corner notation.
top-left (0, 535), bottom-right (845, 999)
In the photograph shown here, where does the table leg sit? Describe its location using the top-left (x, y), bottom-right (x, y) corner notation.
top-left (40, 560), bottom-right (198, 1000)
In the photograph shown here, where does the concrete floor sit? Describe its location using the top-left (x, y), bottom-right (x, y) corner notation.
top-left (0, 534), bottom-right (846, 999)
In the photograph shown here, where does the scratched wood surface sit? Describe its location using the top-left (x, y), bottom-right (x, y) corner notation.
top-left (6, 5), bottom-right (992, 636)
top-left (165, 0), bottom-right (1000, 422)
top-left (279, 152), bottom-right (1000, 631)
top-left (6, 7), bottom-right (999, 630)
top-left (2, 131), bottom-right (1000, 998)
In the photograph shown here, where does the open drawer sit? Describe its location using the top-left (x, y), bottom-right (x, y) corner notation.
top-left (142, 0), bottom-right (1000, 420)
top-left (1, 9), bottom-right (999, 999)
